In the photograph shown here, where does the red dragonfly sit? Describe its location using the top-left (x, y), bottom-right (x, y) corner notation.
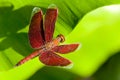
top-left (16, 5), bottom-right (79, 66)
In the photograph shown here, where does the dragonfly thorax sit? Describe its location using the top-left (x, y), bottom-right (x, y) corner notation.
top-left (44, 34), bottom-right (65, 51)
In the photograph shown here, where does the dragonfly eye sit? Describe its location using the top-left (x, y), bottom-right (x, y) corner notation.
top-left (57, 34), bottom-right (65, 43)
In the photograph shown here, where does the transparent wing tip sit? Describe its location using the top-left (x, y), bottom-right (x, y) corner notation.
top-left (30, 7), bottom-right (42, 18)
top-left (32, 7), bottom-right (41, 14)
top-left (48, 4), bottom-right (57, 9)
top-left (58, 62), bottom-right (73, 69)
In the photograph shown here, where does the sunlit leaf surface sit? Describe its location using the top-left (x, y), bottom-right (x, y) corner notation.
top-left (0, 0), bottom-right (120, 80)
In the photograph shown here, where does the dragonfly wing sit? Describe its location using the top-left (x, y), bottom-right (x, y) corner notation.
top-left (52, 44), bottom-right (79, 54)
top-left (44, 5), bottom-right (58, 42)
top-left (28, 7), bottom-right (44, 49)
top-left (39, 51), bottom-right (71, 66)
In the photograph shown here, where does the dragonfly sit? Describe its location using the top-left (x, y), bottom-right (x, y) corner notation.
top-left (16, 5), bottom-right (79, 66)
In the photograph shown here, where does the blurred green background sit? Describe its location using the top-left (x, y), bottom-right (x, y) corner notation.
top-left (0, 0), bottom-right (120, 80)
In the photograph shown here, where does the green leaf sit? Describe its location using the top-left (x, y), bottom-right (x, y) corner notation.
top-left (0, 57), bottom-right (44, 80)
top-left (0, 0), bottom-right (120, 80)
top-left (65, 4), bottom-right (120, 77)
top-left (92, 52), bottom-right (120, 80)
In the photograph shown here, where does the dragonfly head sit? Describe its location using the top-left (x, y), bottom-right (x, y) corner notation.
top-left (57, 34), bottom-right (65, 43)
